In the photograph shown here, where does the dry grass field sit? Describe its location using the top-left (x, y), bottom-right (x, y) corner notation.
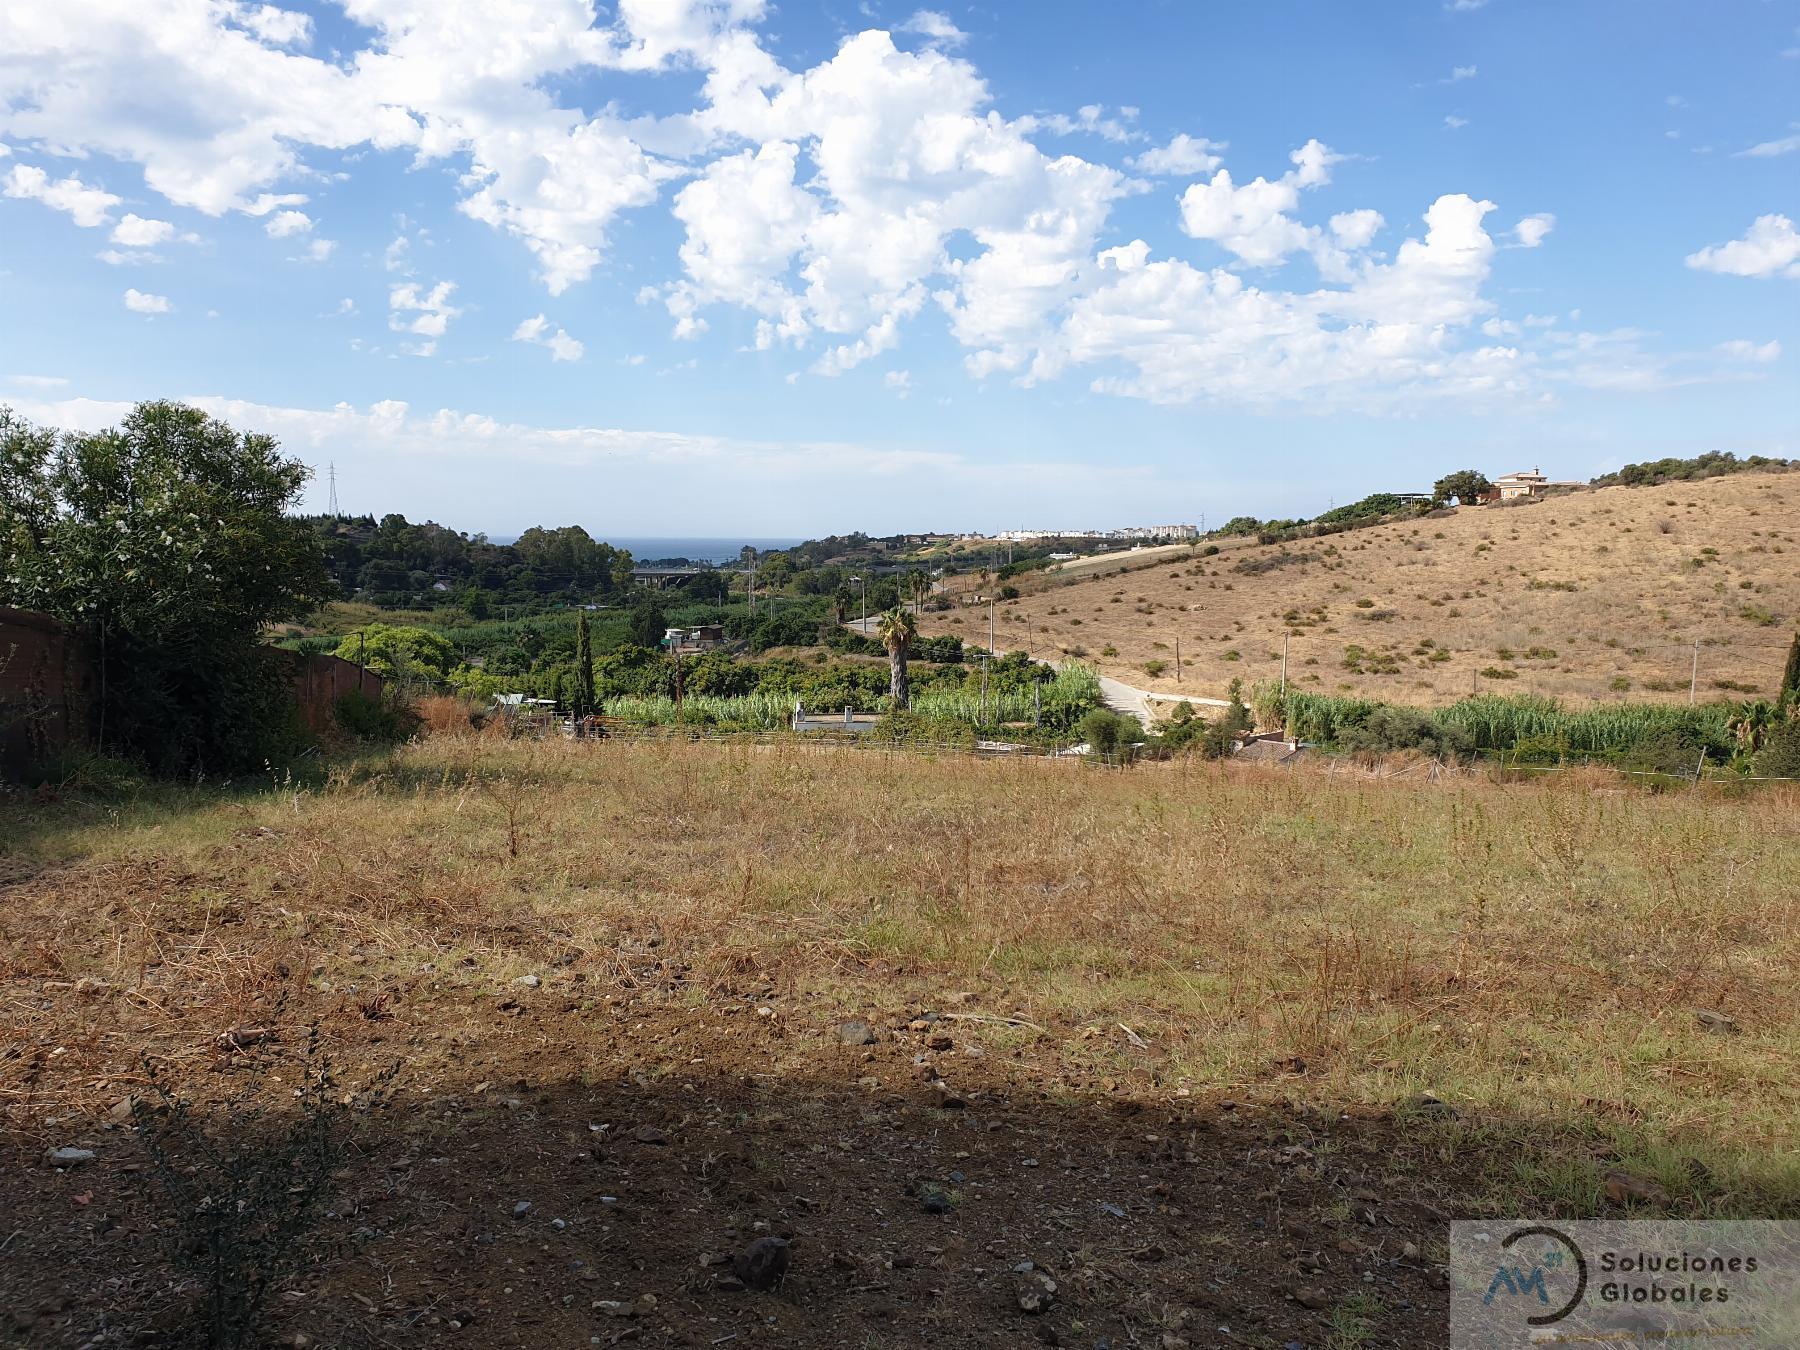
top-left (927, 472), bottom-right (1800, 706)
top-left (3, 736), bottom-right (1797, 1346)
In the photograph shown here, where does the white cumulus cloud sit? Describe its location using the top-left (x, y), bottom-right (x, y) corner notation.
top-left (896, 10), bottom-right (966, 48)
top-left (1176, 140), bottom-right (1343, 267)
top-left (1685, 214), bottom-right (1800, 279)
top-left (264, 209), bottom-right (312, 237)
top-left (110, 213), bottom-right (176, 246)
top-left (388, 279), bottom-right (461, 354)
top-left (512, 313), bottom-right (584, 361)
top-left (3, 163), bottom-right (119, 226)
top-left (123, 288), bottom-right (171, 313)
top-left (1515, 213), bottom-right (1555, 247)
top-left (1127, 134), bottom-right (1226, 177)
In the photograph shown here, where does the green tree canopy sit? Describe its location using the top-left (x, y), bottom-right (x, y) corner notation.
top-left (331, 624), bottom-right (454, 685)
top-left (1, 400), bottom-right (330, 773)
top-left (628, 590), bottom-right (666, 648)
top-left (1432, 469), bottom-right (1493, 506)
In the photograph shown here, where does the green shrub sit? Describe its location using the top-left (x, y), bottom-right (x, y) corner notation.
top-left (1338, 706), bottom-right (1473, 760)
top-left (1200, 686), bottom-right (1252, 759)
top-left (333, 690), bottom-right (422, 743)
top-left (1142, 659), bottom-right (1167, 677)
top-left (1620, 730), bottom-right (1706, 779)
top-left (1755, 722), bottom-right (1800, 779)
top-left (36, 749), bottom-right (147, 795)
top-left (1078, 709), bottom-right (1138, 759)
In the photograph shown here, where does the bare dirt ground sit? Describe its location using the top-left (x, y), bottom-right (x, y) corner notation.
top-left (923, 473), bottom-right (1800, 706)
top-left (3, 991), bottom-right (1472, 1349)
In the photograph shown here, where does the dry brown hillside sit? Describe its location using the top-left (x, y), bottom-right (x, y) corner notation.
top-left (924, 470), bottom-right (1800, 707)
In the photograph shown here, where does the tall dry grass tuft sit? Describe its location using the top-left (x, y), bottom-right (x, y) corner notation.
top-left (414, 694), bottom-right (480, 736)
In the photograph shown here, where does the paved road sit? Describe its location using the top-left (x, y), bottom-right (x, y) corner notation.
top-left (1094, 673), bottom-right (1229, 727)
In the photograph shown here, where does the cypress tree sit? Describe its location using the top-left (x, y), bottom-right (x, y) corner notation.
top-left (574, 612), bottom-right (596, 720)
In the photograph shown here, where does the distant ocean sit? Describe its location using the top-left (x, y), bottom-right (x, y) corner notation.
top-left (604, 537), bottom-right (805, 565)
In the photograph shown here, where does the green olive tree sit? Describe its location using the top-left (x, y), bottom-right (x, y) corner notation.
top-left (2, 401), bottom-right (330, 774)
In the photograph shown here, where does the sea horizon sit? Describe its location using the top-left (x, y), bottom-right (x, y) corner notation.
top-left (547, 536), bottom-right (805, 565)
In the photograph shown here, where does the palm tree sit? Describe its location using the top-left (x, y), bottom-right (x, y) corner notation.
top-left (875, 607), bottom-right (916, 707)
top-left (906, 569), bottom-right (931, 613)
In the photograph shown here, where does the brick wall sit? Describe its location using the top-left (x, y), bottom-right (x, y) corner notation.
top-left (0, 607), bottom-right (95, 778)
top-left (287, 652), bottom-right (384, 735)
top-left (0, 609), bottom-right (385, 776)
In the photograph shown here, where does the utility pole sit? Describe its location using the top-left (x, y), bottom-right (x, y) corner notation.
top-left (851, 574), bottom-right (866, 633)
top-left (327, 461), bottom-right (340, 518)
top-left (1280, 633), bottom-right (1289, 696)
top-left (1175, 636), bottom-right (1182, 682)
top-left (1690, 640), bottom-right (1699, 705)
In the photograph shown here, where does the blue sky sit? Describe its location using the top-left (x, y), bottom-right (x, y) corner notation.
top-left (2, 0), bottom-right (1796, 538)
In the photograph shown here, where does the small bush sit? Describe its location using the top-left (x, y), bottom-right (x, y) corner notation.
top-left (1142, 659), bottom-right (1168, 677)
top-left (1078, 709), bottom-right (1139, 760)
top-left (1620, 730), bottom-right (1705, 779)
top-left (1754, 722), bottom-right (1800, 778)
top-left (1199, 684), bottom-right (1252, 758)
top-left (1338, 706), bottom-right (1473, 760)
top-left (35, 749), bottom-right (147, 795)
top-left (333, 690), bottom-right (423, 743)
